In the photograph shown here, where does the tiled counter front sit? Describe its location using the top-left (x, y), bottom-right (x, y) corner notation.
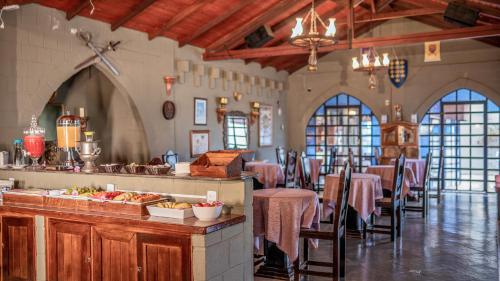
top-left (0, 170), bottom-right (254, 281)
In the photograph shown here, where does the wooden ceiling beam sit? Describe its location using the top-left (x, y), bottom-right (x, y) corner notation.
top-left (66, 0), bottom-right (90, 20)
top-left (149, 0), bottom-right (212, 40)
top-left (178, 0), bottom-right (253, 47)
top-left (333, 8), bottom-right (444, 24)
top-left (376, 0), bottom-right (398, 11)
top-left (369, 0), bottom-right (377, 13)
top-left (111, 0), bottom-right (157, 31)
top-left (203, 24), bottom-right (500, 61)
top-left (206, 0), bottom-right (298, 52)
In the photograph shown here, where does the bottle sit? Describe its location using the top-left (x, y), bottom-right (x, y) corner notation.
top-left (13, 139), bottom-right (26, 167)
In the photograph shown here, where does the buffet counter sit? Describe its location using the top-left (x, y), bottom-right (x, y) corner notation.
top-left (0, 169), bottom-right (254, 281)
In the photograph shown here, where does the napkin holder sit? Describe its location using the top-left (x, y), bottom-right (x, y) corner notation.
top-left (190, 151), bottom-right (242, 178)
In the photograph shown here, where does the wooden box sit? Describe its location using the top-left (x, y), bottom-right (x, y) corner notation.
top-left (190, 151), bottom-right (242, 178)
top-left (380, 121), bottom-right (420, 164)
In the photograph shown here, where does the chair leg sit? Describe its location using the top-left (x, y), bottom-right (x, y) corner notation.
top-left (339, 234), bottom-right (346, 279)
top-left (390, 208), bottom-right (396, 242)
top-left (397, 206), bottom-right (402, 237)
top-left (293, 258), bottom-right (300, 281)
top-left (422, 189), bottom-right (426, 218)
top-left (303, 238), bottom-right (309, 265)
top-left (333, 238), bottom-right (339, 281)
top-left (362, 220), bottom-right (367, 240)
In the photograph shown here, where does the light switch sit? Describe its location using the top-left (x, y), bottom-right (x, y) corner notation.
top-left (207, 190), bottom-right (217, 202)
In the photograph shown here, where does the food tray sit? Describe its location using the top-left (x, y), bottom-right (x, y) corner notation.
top-left (147, 205), bottom-right (194, 219)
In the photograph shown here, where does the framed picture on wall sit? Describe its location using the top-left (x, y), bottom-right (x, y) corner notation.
top-left (190, 130), bottom-right (210, 157)
top-left (259, 104), bottom-right (273, 147)
top-left (194, 98), bottom-right (207, 125)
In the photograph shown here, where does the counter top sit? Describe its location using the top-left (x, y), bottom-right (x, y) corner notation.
top-left (0, 167), bottom-right (257, 182)
top-left (0, 202), bottom-right (245, 235)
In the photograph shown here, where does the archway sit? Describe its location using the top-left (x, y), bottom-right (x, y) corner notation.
top-left (305, 93), bottom-right (380, 188)
top-left (39, 66), bottom-right (149, 164)
top-left (419, 88), bottom-right (499, 192)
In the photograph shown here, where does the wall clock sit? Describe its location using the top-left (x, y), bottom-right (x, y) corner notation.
top-left (162, 101), bottom-right (176, 120)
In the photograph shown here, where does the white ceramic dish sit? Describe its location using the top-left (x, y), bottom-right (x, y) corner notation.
top-left (192, 205), bottom-right (223, 221)
top-left (147, 206), bottom-right (194, 219)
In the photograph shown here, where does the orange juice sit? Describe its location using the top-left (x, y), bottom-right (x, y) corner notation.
top-left (57, 126), bottom-right (81, 148)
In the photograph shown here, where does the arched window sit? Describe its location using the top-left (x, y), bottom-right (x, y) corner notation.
top-left (420, 88), bottom-right (499, 192)
top-left (305, 93), bottom-right (380, 187)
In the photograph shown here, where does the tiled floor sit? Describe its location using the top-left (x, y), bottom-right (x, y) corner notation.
top-left (255, 193), bottom-right (498, 281)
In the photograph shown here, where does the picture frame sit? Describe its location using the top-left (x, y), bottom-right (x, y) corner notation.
top-left (259, 104), bottom-right (273, 147)
top-left (190, 130), bottom-right (210, 158)
top-left (194, 98), bottom-right (207, 125)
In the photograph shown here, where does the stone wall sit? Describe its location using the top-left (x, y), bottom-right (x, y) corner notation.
top-left (0, 4), bottom-right (288, 162)
top-left (286, 19), bottom-right (500, 152)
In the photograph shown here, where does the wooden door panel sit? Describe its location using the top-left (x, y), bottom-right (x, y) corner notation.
top-left (137, 233), bottom-right (191, 281)
top-left (92, 227), bottom-right (137, 281)
top-left (47, 220), bottom-right (91, 281)
top-left (1, 216), bottom-right (35, 281)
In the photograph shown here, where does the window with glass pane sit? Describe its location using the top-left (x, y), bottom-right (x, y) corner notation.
top-left (419, 88), bottom-right (499, 192)
top-left (305, 93), bottom-right (380, 188)
top-left (225, 115), bottom-right (249, 149)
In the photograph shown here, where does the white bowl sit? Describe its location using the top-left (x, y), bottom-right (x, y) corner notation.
top-left (192, 205), bottom-right (223, 221)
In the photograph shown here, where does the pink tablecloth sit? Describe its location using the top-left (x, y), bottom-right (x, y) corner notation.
top-left (253, 188), bottom-right (320, 261)
top-left (323, 173), bottom-right (383, 222)
top-left (365, 165), bottom-right (417, 197)
top-left (390, 158), bottom-right (426, 186)
top-left (298, 159), bottom-right (323, 185)
top-left (245, 162), bottom-right (284, 188)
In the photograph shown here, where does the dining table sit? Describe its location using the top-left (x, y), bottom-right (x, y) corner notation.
top-left (390, 158), bottom-right (426, 186)
top-left (365, 165), bottom-right (418, 197)
top-left (245, 161), bottom-right (284, 188)
top-left (253, 188), bottom-right (320, 279)
top-left (323, 173), bottom-right (384, 222)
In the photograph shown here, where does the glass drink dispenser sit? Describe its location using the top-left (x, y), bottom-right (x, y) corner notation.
top-left (56, 111), bottom-right (82, 168)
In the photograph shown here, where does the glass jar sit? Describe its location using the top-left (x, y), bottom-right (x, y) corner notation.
top-left (23, 115), bottom-right (45, 169)
top-left (56, 112), bottom-right (81, 149)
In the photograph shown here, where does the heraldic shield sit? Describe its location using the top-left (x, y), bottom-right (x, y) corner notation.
top-left (388, 59), bottom-right (408, 88)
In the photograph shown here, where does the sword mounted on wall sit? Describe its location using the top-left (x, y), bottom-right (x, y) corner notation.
top-left (74, 31), bottom-right (121, 76)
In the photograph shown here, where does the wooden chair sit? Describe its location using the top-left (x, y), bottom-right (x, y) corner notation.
top-left (327, 147), bottom-right (337, 174)
top-left (293, 163), bottom-right (352, 281)
top-left (405, 152), bottom-right (432, 218)
top-left (300, 155), bottom-right (314, 191)
top-left (430, 147), bottom-right (444, 204)
top-left (278, 150), bottom-right (298, 188)
top-left (363, 154), bottom-right (406, 242)
top-left (276, 146), bottom-right (286, 170)
top-left (373, 147), bottom-right (381, 166)
top-left (347, 148), bottom-right (355, 172)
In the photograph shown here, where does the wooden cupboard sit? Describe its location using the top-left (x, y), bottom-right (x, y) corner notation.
top-left (380, 121), bottom-right (420, 164)
top-left (1, 216), bottom-right (35, 281)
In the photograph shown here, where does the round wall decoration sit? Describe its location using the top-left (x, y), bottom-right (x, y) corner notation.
top-left (162, 101), bottom-right (176, 120)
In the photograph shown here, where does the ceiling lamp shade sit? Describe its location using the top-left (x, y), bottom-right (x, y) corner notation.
top-left (352, 48), bottom-right (390, 89)
top-left (289, 0), bottom-right (337, 72)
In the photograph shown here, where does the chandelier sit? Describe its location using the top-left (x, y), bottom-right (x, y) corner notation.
top-left (289, 0), bottom-right (337, 72)
top-left (351, 48), bottom-right (390, 89)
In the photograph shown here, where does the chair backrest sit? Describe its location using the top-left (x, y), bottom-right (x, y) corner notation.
top-left (284, 150), bottom-right (298, 188)
top-left (373, 147), bottom-right (381, 166)
top-left (334, 162), bottom-right (352, 234)
top-left (300, 155), bottom-right (312, 190)
top-left (391, 154), bottom-right (406, 202)
top-left (348, 148), bottom-right (355, 172)
top-left (328, 146), bottom-right (337, 174)
top-left (437, 147), bottom-right (445, 189)
top-left (276, 146), bottom-right (286, 169)
top-left (422, 151), bottom-right (433, 190)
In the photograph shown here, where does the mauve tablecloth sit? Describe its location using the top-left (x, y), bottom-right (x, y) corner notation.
top-left (245, 162), bottom-right (284, 188)
top-left (323, 173), bottom-right (383, 222)
top-left (390, 158), bottom-right (426, 186)
top-left (365, 165), bottom-right (417, 197)
top-left (253, 188), bottom-right (320, 261)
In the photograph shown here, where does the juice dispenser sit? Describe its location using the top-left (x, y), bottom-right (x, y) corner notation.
top-left (23, 115), bottom-right (45, 169)
top-left (56, 111), bottom-right (82, 168)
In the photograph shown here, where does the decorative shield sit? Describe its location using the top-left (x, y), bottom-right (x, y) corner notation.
top-left (388, 59), bottom-right (408, 88)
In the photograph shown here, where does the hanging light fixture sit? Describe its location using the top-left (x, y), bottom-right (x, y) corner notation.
top-left (289, 0), bottom-right (337, 72)
top-left (351, 48), bottom-right (390, 89)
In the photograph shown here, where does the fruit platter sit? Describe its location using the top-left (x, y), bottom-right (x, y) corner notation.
top-left (147, 201), bottom-right (195, 219)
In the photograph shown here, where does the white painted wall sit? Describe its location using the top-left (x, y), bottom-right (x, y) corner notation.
top-left (0, 4), bottom-right (288, 162)
top-left (286, 19), bottom-right (500, 152)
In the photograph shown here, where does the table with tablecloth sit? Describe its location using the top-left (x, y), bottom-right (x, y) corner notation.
top-left (245, 162), bottom-right (284, 188)
top-left (253, 188), bottom-right (320, 261)
top-left (323, 173), bottom-right (384, 222)
top-left (365, 165), bottom-right (418, 197)
top-left (390, 158), bottom-right (426, 186)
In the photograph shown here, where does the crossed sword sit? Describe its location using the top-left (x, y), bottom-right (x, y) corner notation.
top-left (75, 32), bottom-right (121, 76)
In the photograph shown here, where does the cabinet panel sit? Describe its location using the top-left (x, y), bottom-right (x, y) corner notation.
top-left (47, 220), bottom-right (91, 281)
top-left (137, 233), bottom-right (191, 281)
top-left (1, 216), bottom-right (35, 281)
top-left (91, 226), bottom-right (137, 281)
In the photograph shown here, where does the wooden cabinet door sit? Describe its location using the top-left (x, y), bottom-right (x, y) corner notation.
top-left (47, 220), bottom-right (91, 281)
top-left (91, 226), bottom-right (137, 281)
top-left (137, 233), bottom-right (191, 281)
top-left (1, 216), bottom-right (35, 281)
